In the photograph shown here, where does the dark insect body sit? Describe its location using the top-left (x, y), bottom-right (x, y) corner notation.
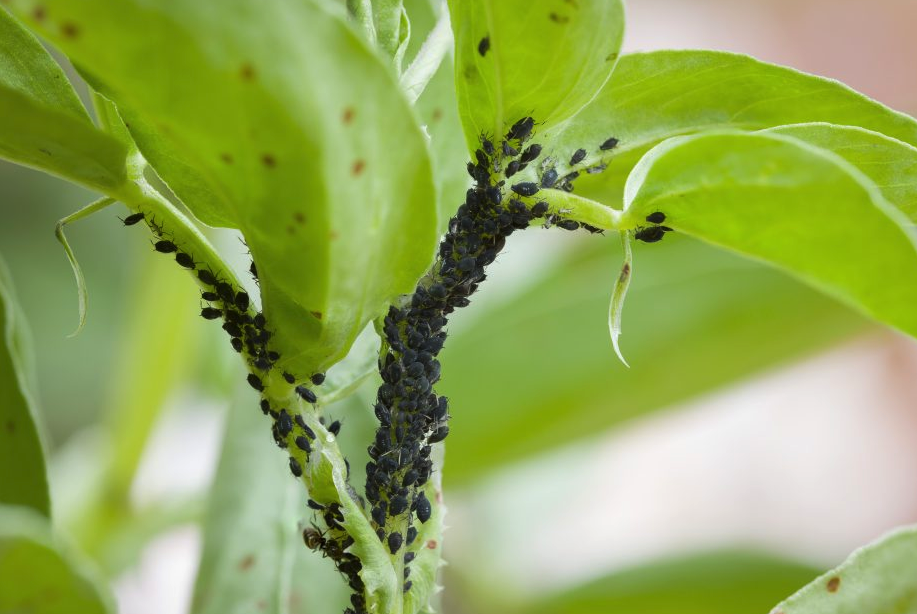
top-left (646, 211), bottom-right (666, 224)
top-left (570, 148), bottom-right (587, 165)
top-left (600, 136), bottom-right (619, 151)
top-left (478, 36), bottom-right (490, 56)
top-left (121, 212), bottom-right (145, 226)
top-left (153, 240), bottom-right (177, 254)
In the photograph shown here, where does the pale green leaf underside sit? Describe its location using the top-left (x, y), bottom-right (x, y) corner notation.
top-left (774, 525), bottom-right (917, 614)
top-left (10, 0), bottom-right (438, 373)
top-left (0, 257), bottom-right (49, 517)
top-left (450, 0), bottom-right (624, 153)
top-left (0, 504), bottom-right (113, 614)
top-left (621, 131), bottom-right (917, 339)
top-left (547, 50), bottom-right (917, 205)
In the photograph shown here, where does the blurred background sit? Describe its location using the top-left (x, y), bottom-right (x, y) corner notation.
top-left (2, 0), bottom-right (916, 612)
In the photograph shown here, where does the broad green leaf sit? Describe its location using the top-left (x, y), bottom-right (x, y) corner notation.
top-left (439, 237), bottom-right (868, 484)
top-left (621, 131), bottom-right (917, 338)
top-left (522, 551), bottom-right (819, 614)
top-left (449, 0), bottom-right (624, 152)
top-left (544, 51), bottom-right (917, 206)
top-left (763, 123), bottom-right (917, 223)
top-left (774, 525), bottom-right (917, 614)
top-left (0, 504), bottom-right (113, 614)
top-left (0, 256), bottom-right (49, 516)
top-left (0, 7), bottom-right (128, 190)
top-left (11, 0), bottom-right (438, 373)
top-left (191, 391), bottom-right (304, 614)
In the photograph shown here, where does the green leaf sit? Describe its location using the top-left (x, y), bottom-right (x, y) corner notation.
top-left (774, 525), bottom-right (917, 614)
top-left (0, 256), bottom-right (49, 517)
top-left (0, 504), bottom-right (113, 614)
top-left (11, 0), bottom-right (439, 373)
top-left (546, 50), bottom-right (917, 205)
top-left (0, 8), bottom-right (128, 190)
top-left (523, 551), bottom-right (819, 614)
top-left (440, 237), bottom-right (868, 484)
top-left (763, 123), bottom-right (917, 223)
top-left (620, 131), bottom-right (917, 338)
top-left (191, 391), bottom-right (303, 614)
top-left (449, 0), bottom-right (624, 152)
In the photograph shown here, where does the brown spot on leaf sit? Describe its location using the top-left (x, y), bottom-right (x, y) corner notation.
top-left (310, 311), bottom-right (323, 320)
top-left (431, 108), bottom-right (443, 122)
top-left (826, 576), bottom-right (840, 592)
top-left (435, 491), bottom-right (443, 503)
top-left (548, 12), bottom-right (570, 24)
top-left (220, 153), bottom-right (234, 164)
top-left (351, 159), bottom-right (365, 176)
top-left (342, 107), bottom-right (355, 124)
top-left (238, 554), bottom-right (255, 571)
top-left (60, 21), bottom-right (80, 38)
top-left (32, 6), bottom-right (46, 20)
top-left (240, 63), bottom-right (256, 81)
top-left (38, 148), bottom-right (51, 156)
top-left (606, 52), bottom-right (619, 63)
top-left (256, 600), bottom-right (267, 611)
top-left (329, 230), bottom-right (339, 241)
top-left (563, 0), bottom-right (579, 6)
top-left (293, 212), bottom-right (306, 224)
top-left (261, 154), bottom-right (276, 168)
top-left (286, 225), bottom-right (296, 235)
top-left (5, 420), bottom-right (14, 433)
top-left (426, 540), bottom-right (438, 549)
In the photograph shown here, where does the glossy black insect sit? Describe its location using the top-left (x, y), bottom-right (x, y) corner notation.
top-left (502, 141), bottom-right (519, 157)
top-left (371, 506), bottom-right (386, 526)
top-left (646, 211), bottom-right (666, 224)
top-left (506, 116), bottom-right (535, 142)
top-left (328, 420), bottom-right (341, 436)
top-left (477, 36), bottom-right (490, 56)
top-left (389, 495), bottom-right (409, 515)
top-left (388, 532), bottom-right (403, 554)
top-left (277, 410), bottom-right (293, 436)
top-left (222, 321), bottom-right (242, 338)
top-left (428, 425), bottom-right (449, 443)
top-left (283, 372), bottom-right (296, 384)
top-left (570, 148), bottom-right (587, 165)
top-left (311, 373), bottom-right (326, 385)
top-left (403, 581), bottom-right (413, 593)
top-left (260, 399), bottom-right (271, 414)
top-left (505, 160), bottom-right (521, 178)
top-left (406, 526), bottom-right (418, 545)
top-left (600, 136), bottom-right (619, 151)
top-left (249, 261), bottom-right (258, 280)
top-left (295, 435), bottom-right (311, 452)
top-left (415, 492), bottom-right (432, 523)
top-left (216, 282), bottom-right (234, 303)
top-left (153, 240), bottom-right (177, 254)
top-left (120, 212), bottom-right (145, 226)
top-left (307, 499), bottom-right (324, 511)
top-left (511, 182), bottom-right (539, 197)
top-left (519, 143), bottom-right (542, 164)
top-left (253, 313), bottom-right (266, 328)
top-left (247, 373), bottom-right (264, 391)
top-left (541, 169), bottom-right (559, 188)
top-left (289, 457), bottom-right (302, 477)
top-left (404, 567), bottom-right (411, 579)
top-left (230, 337), bottom-right (243, 352)
top-left (175, 252), bottom-right (196, 269)
top-left (198, 269), bottom-right (217, 285)
top-left (303, 526), bottom-right (325, 550)
top-left (634, 226), bottom-right (667, 243)
top-left (296, 385), bottom-right (317, 404)
top-left (557, 220), bottom-right (580, 231)
top-left (531, 201), bottom-right (549, 217)
top-left (481, 137), bottom-right (495, 156)
top-left (201, 307), bottom-right (222, 320)
top-left (234, 291), bottom-right (249, 311)
top-left (404, 552), bottom-right (416, 564)
top-left (201, 291), bottom-right (219, 302)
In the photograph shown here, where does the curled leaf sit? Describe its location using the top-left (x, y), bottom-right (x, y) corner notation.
top-left (608, 231), bottom-right (632, 368)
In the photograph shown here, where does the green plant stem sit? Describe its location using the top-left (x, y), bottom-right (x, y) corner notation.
top-left (348, 0), bottom-right (378, 48)
top-left (538, 189), bottom-right (626, 230)
top-left (400, 2), bottom-right (452, 104)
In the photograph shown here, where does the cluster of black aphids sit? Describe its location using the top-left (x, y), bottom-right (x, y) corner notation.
top-left (303, 500), bottom-right (370, 613)
top-left (634, 211), bottom-right (673, 243)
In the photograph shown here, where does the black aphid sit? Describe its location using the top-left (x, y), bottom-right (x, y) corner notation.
top-left (121, 212), bottom-right (145, 226)
top-left (234, 291), bottom-right (250, 311)
top-left (201, 307), bottom-right (222, 320)
top-left (570, 148), bottom-right (587, 165)
top-left (222, 321), bottom-right (242, 337)
top-left (328, 420), bottom-right (342, 436)
top-left (216, 282), bottom-right (234, 303)
top-left (481, 138), bottom-right (495, 156)
top-left (511, 182), bottom-right (539, 197)
top-left (541, 169), bottom-right (559, 188)
top-left (388, 532), bottom-right (403, 554)
top-left (477, 36), bottom-right (490, 56)
top-left (307, 499), bottom-right (324, 511)
top-left (201, 291), bottom-right (218, 302)
top-left (557, 220), bottom-right (580, 231)
top-left (390, 495), bottom-right (409, 515)
top-left (296, 385), bottom-right (317, 404)
top-left (249, 261), bottom-right (258, 280)
top-left (230, 337), bottom-right (243, 352)
top-left (311, 373), bottom-right (326, 385)
top-left (404, 581), bottom-right (413, 593)
top-left (428, 425), bottom-right (449, 443)
top-left (289, 457), bottom-right (302, 477)
top-left (634, 226), bottom-right (667, 243)
top-left (198, 269), bottom-right (217, 285)
top-left (406, 526), bottom-right (418, 545)
top-left (507, 116), bottom-right (535, 142)
top-left (295, 435), bottom-right (311, 452)
top-left (505, 160), bottom-right (521, 178)
top-left (283, 372), bottom-right (296, 384)
top-left (600, 136), bottom-right (619, 151)
top-left (247, 373), bottom-right (264, 391)
top-left (532, 201), bottom-right (549, 216)
top-left (153, 240), bottom-right (177, 254)
top-left (519, 143), bottom-right (542, 164)
top-left (175, 252), bottom-right (196, 269)
top-left (646, 211), bottom-right (666, 224)
top-left (415, 492), bottom-right (432, 523)
top-left (502, 141), bottom-right (518, 157)
top-left (277, 409), bottom-right (293, 436)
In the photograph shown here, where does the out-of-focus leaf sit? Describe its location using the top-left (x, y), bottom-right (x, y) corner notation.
top-left (0, 256), bottom-right (49, 516)
top-left (319, 324), bottom-right (381, 407)
top-left (522, 551), bottom-right (819, 614)
top-left (620, 131), bottom-right (917, 338)
top-left (545, 51), bottom-right (917, 206)
top-left (763, 123), bottom-right (917, 223)
top-left (0, 8), bottom-right (128, 190)
top-left (439, 236), bottom-right (868, 484)
top-left (11, 0), bottom-right (438, 374)
top-left (449, 0), bottom-right (624, 152)
top-left (774, 525), bottom-right (917, 614)
top-left (0, 504), bottom-right (113, 614)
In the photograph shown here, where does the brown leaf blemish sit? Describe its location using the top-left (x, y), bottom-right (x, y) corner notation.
top-left (60, 21), bottom-right (80, 38)
top-left (220, 153), bottom-right (233, 164)
top-left (351, 159), bottom-right (365, 176)
top-left (548, 12), bottom-right (570, 24)
top-left (342, 107), bottom-right (355, 124)
top-left (310, 311), bottom-right (323, 320)
top-left (240, 63), bottom-right (256, 81)
top-left (261, 153), bottom-right (276, 168)
top-left (238, 554), bottom-right (255, 571)
top-left (431, 108), bottom-right (443, 122)
top-left (32, 6), bottom-right (46, 20)
top-left (5, 420), bottom-right (14, 433)
top-left (293, 211), bottom-right (306, 224)
top-left (826, 576), bottom-right (840, 592)
top-left (426, 540), bottom-right (438, 549)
